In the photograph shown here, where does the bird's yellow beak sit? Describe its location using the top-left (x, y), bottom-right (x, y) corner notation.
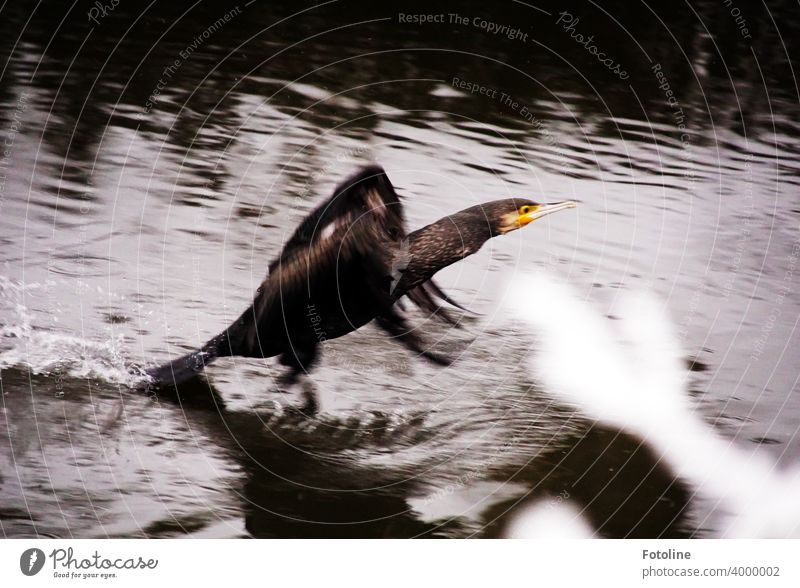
top-left (518, 201), bottom-right (577, 227)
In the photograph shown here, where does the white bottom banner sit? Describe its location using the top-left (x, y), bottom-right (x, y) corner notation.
top-left (1, 539), bottom-right (798, 587)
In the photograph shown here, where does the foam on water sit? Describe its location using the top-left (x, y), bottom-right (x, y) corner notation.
top-left (0, 276), bottom-right (148, 388)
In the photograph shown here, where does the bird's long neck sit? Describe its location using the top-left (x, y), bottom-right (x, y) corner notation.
top-left (392, 207), bottom-right (494, 297)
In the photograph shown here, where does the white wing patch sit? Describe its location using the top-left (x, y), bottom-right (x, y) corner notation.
top-left (318, 222), bottom-right (338, 242)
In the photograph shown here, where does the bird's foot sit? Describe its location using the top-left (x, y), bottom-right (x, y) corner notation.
top-left (271, 379), bottom-right (319, 420)
top-left (297, 380), bottom-right (319, 416)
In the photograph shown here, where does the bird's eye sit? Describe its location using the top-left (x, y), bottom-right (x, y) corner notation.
top-left (520, 206), bottom-right (531, 214)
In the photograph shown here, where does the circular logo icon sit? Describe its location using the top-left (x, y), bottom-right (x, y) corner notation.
top-left (20, 548), bottom-right (46, 576)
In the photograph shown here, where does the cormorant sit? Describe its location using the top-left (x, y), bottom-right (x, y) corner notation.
top-left (148, 165), bottom-right (575, 388)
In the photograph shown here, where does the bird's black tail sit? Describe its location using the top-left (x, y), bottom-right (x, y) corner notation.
top-left (146, 334), bottom-right (227, 389)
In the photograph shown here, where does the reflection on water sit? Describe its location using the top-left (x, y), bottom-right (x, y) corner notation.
top-left (1, 0), bottom-right (798, 537)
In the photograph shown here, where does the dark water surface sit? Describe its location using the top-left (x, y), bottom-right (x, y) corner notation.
top-left (1, 0), bottom-right (799, 537)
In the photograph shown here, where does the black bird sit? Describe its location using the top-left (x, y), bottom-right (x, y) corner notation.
top-left (148, 165), bottom-right (575, 388)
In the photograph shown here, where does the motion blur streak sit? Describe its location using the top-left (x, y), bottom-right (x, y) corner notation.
top-left (503, 499), bottom-right (594, 539)
top-left (506, 272), bottom-right (800, 538)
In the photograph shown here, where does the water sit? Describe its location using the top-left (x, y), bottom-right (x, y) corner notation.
top-left (1, 0), bottom-right (798, 538)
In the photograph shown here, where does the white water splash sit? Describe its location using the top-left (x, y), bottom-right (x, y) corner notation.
top-left (0, 276), bottom-right (147, 387)
top-left (0, 331), bottom-right (148, 387)
top-left (505, 271), bottom-right (800, 538)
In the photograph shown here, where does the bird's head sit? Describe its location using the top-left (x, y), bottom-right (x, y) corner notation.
top-left (487, 199), bottom-right (577, 235)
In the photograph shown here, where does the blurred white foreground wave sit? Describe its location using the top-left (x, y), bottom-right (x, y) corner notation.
top-left (504, 271), bottom-right (800, 538)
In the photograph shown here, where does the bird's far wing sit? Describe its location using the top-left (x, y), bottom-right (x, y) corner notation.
top-left (361, 248), bottom-right (453, 367)
top-left (423, 278), bottom-right (471, 313)
top-left (405, 280), bottom-right (467, 327)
